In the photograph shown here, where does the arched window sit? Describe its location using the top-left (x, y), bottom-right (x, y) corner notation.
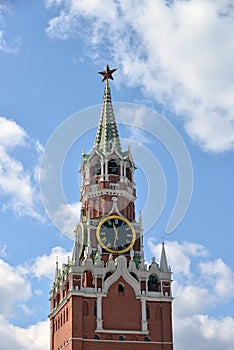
top-left (118, 283), bottom-right (124, 296)
top-left (126, 167), bottom-right (131, 181)
top-left (119, 335), bottom-right (125, 341)
top-left (94, 334), bottom-right (100, 340)
top-left (108, 159), bottom-right (118, 175)
top-left (83, 270), bottom-right (94, 288)
top-left (94, 162), bottom-right (101, 176)
top-left (148, 274), bottom-right (159, 292)
top-left (82, 300), bottom-right (89, 316)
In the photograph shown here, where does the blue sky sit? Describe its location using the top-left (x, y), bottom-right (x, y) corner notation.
top-left (0, 1), bottom-right (234, 349)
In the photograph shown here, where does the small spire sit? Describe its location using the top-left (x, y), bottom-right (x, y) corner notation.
top-left (160, 241), bottom-right (169, 272)
top-left (139, 211), bottom-right (144, 254)
top-left (71, 227), bottom-right (79, 265)
top-left (54, 256), bottom-right (59, 279)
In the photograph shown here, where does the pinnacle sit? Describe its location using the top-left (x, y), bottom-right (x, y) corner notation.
top-left (160, 241), bottom-right (170, 272)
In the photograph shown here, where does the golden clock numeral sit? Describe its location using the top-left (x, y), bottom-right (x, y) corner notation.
top-left (108, 220), bottom-right (112, 225)
top-left (127, 233), bottom-right (132, 237)
top-left (102, 237), bottom-right (107, 243)
top-left (106, 242), bottom-right (111, 248)
top-left (100, 232), bottom-right (105, 236)
top-left (126, 239), bottom-right (130, 244)
top-left (115, 218), bottom-right (118, 224)
top-left (125, 227), bottom-right (130, 231)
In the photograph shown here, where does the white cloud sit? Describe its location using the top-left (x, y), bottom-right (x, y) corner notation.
top-left (199, 258), bottom-right (234, 300)
top-left (31, 246), bottom-right (72, 279)
top-left (0, 117), bottom-right (44, 221)
top-left (0, 258), bottom-right (31, 317)
top-left (174, 314), bottom-right (234, 350)
top-left (0, 116), bottom-right (27, 148)
top-left (0, 3), bottom-right (21, 54)
top-left (173, 282), bottom-right (213, 318)
top-left (45, 0), bottom-right (234, 153)
top-left (0, 316), bottom-right (49, 350)
top-left (148, 239), bottom-right (208, 275)
top-left (49, 202), bottom-right (81, 239)
top-left (0, 241), bottom-right (7, 257)
top-left (148, 240), bottom-right (234, 349)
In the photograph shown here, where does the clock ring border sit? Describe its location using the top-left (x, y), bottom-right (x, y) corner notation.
top-left (96, 214), bottom-right (136, 254)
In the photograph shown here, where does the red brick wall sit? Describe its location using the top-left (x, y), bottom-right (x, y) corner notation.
top-left (147, 301), bottom-right (173, 343)
top-left (70, 296), bottom-right (97, 339)
top-left (51, 300), bottom-right (72, 350)
top-left (81, 339), bottom-right (171, 350)
top-left (102, 277), bottom-right (141, 331)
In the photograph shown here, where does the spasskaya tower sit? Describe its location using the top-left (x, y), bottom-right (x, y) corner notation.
top-left (49, 65), bottom-right (174, 350)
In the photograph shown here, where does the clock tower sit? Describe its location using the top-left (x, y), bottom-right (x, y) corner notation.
top-left (49, 65), bottom-right (174, 350)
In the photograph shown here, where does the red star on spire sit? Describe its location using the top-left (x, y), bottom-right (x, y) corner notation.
top-left (98, 64), bottom-right (117, 83)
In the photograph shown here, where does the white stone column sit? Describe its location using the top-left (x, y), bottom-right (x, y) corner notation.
top-left (94, 277), bottom-right (97, 292)
top-left (87, 208), bottom-right (91, 257)
top-left (146, 279), bottom-right (148, 294)
top-left (123, 163), bottom-right (126, 177)
top-left (85, 166), bottom-right (90, 185)
top-left (141, 298), bottom-right (148, 332)
top-left (96, 295), bottom-right (103, 330)
top-left (105, 160), bottom-right (109, 181)
top-left (120, 160), bottom-right (123, 177)
top-left (131, 167), bottom-right (134, 182)
top-left (100, 159), bottom-right (104, 181)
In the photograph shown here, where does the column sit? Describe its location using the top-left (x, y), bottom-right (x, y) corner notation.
top-left (141, 298), bottom-right (148, 332)
top-left (123, 162), bottom-right (126, 178)
top-left (85, 166), bottom-right (90, 185)
top-left (100, 159), bottom-right (104, 181)
top-left (96, 295), bottom-right (103, 330)
top-left (105, 160), bottom-right (109, 181)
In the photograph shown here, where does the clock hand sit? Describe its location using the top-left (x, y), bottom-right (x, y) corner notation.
top-left (113, 222), bottom-right (118, 246)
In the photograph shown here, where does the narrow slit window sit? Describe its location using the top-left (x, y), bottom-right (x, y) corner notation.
top-left (118, 283), bottom-right (124, 296)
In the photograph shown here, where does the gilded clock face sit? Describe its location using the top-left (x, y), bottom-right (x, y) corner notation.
top-left (96, 215), bottom-right (136, 254)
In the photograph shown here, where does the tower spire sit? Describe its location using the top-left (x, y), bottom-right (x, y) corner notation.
top-left (95, 65), bottom-right (121, 154)
top-left (160, 241), bottom-right (170, 272)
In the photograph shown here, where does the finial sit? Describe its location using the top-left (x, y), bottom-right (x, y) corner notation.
top-left (55, 256), bottom-right (59, 278)
top-left (98, 64), bottom-right (117, 84)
